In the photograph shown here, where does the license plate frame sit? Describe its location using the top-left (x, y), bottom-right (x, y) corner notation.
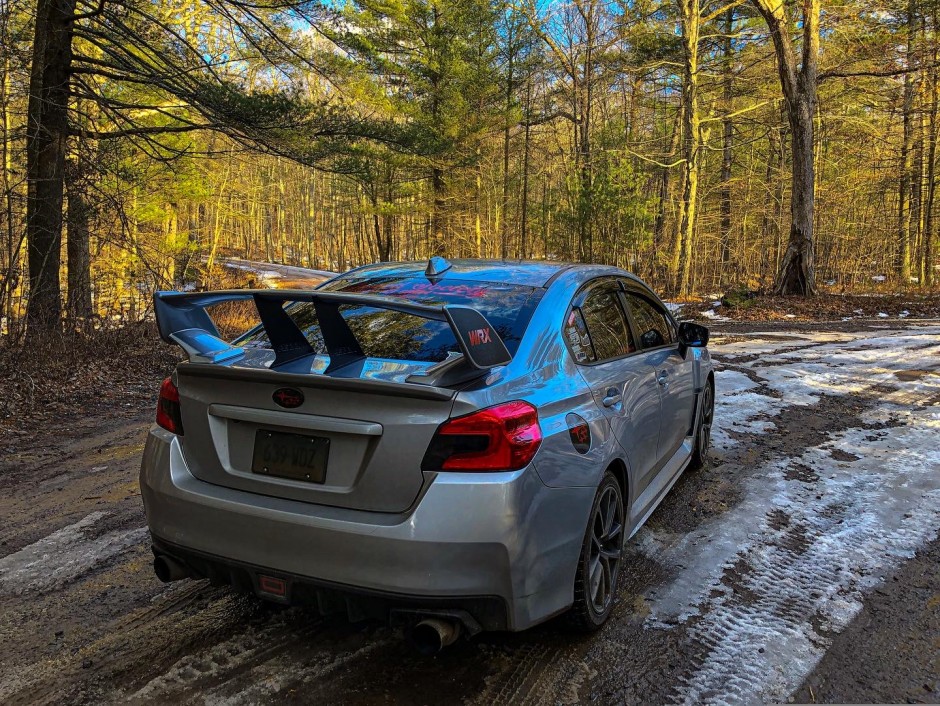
top-left (251, 429), bottom-right (330, 483)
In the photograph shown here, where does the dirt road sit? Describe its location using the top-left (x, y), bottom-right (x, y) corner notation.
top-left (1, 322), bottom-right (938, 705)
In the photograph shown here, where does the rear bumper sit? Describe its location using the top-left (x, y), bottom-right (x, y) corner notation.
top-left (150, 535), bottom-right (509, 631)
top-left (139, 427), bottom-right (594, 631)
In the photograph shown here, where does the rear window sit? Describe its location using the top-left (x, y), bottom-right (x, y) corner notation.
top-left (236, 276), bottom-right (544, 363)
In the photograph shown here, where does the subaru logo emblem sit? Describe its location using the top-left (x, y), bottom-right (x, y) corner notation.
top-left (273, 388), bottom-right (304, 409)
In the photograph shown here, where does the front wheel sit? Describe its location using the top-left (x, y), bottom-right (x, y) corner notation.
top-left (688, 380), bottom-right (714, 471)
top-left (568, 472), bottom-right (624, 632)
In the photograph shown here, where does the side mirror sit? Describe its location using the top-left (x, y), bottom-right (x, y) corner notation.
top-left (678, 321), bottom-right (709, 348)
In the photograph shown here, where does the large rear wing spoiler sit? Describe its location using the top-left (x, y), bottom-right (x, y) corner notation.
top-left (153, 289), bottom-right (512, 373)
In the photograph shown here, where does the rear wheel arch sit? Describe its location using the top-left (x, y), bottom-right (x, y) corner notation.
top-left (606, 457), bottom-right (630, 509)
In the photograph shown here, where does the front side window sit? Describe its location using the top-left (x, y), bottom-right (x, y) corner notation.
top-left (578, 285), bottom-right (635, 361)
top-left (625, 292), bottom-right (675, 349)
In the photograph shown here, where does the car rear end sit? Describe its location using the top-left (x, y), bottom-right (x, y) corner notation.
top-left (139, 266), bottom-right (590, 633)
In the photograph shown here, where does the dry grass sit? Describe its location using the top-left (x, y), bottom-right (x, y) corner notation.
top-left (687, 293), bottom-right (940, 322)
top-left (0, 322), bottom-right (179, 436)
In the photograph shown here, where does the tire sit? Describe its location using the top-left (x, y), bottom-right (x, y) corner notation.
top-left (568, 472), bottom-right (624, 632)
top-left (688, 378), bottom-right (714, 471)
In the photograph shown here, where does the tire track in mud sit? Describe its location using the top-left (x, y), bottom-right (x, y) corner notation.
top-left (640, 331), bottom-right (940, 705)
top-left (3, 328), bottom-right (939, 705)
top-left (0, 417), bottom-right (149, 559)
top-left (467, 328), bottom-right (940, 705)
top-left (0, 336), bottom-right (772, 706)
top-left (459, 334), bottom-right (841, 706)
top-left (663, 415), bottom-right (940, 705)
top-left (124, 609), bottom-right (330, 703)
top-left (1, 577), bottom-right (244, 704)
top-left (0, 512), bottom-right (147, 596)
top-left (470, 338), bottom-right (834, 703)
top-left (469, 643), bottom-right (565, 706)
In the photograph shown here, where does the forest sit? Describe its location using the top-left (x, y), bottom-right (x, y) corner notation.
top-left (1, 0), bottom-right (939, 341)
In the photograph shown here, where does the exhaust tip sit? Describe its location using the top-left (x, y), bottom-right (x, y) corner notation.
top-left (153, 555), bottom-right (189, 583)
top-left (409, 618), bottom-right (461, 655)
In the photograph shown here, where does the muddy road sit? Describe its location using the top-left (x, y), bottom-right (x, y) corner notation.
top-left (1, 322), bottom-right (938, 705)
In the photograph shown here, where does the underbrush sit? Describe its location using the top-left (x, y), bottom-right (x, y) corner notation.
top-left (0, 322), bottom-right (179, 436)
top-left (686, 292), bottom-right (940, 322)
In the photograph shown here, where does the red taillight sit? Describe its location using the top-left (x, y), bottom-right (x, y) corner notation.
top-left (423, 401), bottom-right (542, 472)
top-left (156, 377), bottom-right (184, 435)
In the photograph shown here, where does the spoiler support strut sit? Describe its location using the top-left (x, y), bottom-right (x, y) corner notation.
top-left (153, 289), bottom-right (513, 372)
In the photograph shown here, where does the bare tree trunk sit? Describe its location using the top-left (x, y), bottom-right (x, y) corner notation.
top-left (25, 0), bottom-right (77, 336)
top-left (776, 93), bottom-right (817, 294)
top-left (924, 4), bottom-right (938, 286)
top-left (372, 204), bottom-right (385, 261)
top-left (205, 164), bottom-right (229, 273)
top-left (719, 8), bottom-right (734, 283)
top-left (65, 158), bottom-right (91, 322)
top-left (520, 78), bottom-right (532, 259)
top-left (760, 123), bottom-right (783, 286)
top-left (898, 36), bottom-right (915, 283)
top-left (675, 0), bottom-right (701, 296)
top-left (431, 166), bottom-right (446, 256)
top-left (475, 161), bottom-right (483, 258)
top-left (753, 0), bottom-right (820, 295)
top-left (911, 44), bottom-right (926, 284)
top-left (384, 177), bottom-right (395, 261)
top-left (576, 1), bottom-right (596, 262)
top-left (0, 35), bottom-right (17, 330)
top-left (654, 107), bottom-right (682, 263)
top-left (501, 25), bottom-right (515, 260)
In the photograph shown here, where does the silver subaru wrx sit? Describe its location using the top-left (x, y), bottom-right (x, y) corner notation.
top-left (139, 258), bottom-right (713, 648)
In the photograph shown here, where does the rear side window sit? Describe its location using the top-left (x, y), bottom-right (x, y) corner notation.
top-left (564, 309), bottom-right (596, 364)
top-left (578, 286), bottom-right (635, 361)
top-left (625, 293), bottom-right (675, 349)
top-left (237, 277), bottom-right (543, 363)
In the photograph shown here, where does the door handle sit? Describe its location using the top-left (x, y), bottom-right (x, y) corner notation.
top-left (602, 387), bottom-right (622, 407)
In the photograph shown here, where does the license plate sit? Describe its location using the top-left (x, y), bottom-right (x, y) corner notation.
top-left (252, 430), bottom-right (330, 483)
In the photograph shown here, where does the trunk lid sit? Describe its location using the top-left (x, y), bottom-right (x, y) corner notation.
top-left (176, 364), bottom-right (455, 513)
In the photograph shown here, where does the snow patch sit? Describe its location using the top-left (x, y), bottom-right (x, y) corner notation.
top-left (663, 301), bottom-right (684, 314)
top-left (0, 513), bottom-right (146, 595)
top-left (638, 327), bottom-right (940, 705)
top-left (700, 309), bottom-right (730, 322)
top-left (711, 327), bottom-right (940, 445)
top-left (642, 413), bottom-right (940, 705)
top-left (129, 611), bottom-right (392, 703)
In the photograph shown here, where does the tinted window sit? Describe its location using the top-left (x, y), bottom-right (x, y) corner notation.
top-left (579, 286), bottom-right (634, 361)
top-left (626, 293), bottom-right (675, 349)
top-left (237, 277), bottom-right (543, 363)
top-left (564, 308), bottom-right (596, 364)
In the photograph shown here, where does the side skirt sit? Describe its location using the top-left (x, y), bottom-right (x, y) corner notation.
top-left (627, 436), bottom-right (694, 539)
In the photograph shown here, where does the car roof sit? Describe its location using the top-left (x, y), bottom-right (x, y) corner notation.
top-left (336, 259), bottom-right (639, 289)
top-left (335, 258), bottom-right (660, 288)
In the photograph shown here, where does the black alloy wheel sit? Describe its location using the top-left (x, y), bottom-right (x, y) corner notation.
top-left (569, 473), bottom-right (624, 631)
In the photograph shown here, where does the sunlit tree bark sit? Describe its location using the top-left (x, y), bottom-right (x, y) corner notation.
top-left (753, 0), bottom-right (820, 296)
